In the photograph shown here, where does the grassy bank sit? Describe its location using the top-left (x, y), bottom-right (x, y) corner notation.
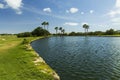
top-left (97, 35), bottom-right (120, 37)
top-left (0, 36), bottom-right (58, 80)
top-left (61, 35), bottom-right (120, 37)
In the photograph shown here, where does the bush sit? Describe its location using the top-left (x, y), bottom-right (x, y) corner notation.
top-left (17, 27), bottom-right (50, 38)
top-left (31, 27), bottom-right (50, 36)
top-left (105, 29), bottom-right (115, 35)
top-left (17, 32), bottom-right (32, 38)
top-left (22, 39), bottom-right (29, 44)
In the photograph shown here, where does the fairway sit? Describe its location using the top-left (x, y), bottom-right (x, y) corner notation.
top-left (0, 36), bottom-right (56, 80)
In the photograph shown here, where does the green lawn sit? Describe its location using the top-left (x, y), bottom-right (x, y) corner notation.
top-left (0, 36), bottom-right (56, 80)
top-left (99, 35), bottom-right (120, 37)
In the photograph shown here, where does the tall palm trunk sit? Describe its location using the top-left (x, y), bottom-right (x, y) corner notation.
top-left (47, 26), bottom-right (48, 30)
top-left (85, 28), bottom-right (86, 36)
top-left (56, 30), bottom-right (57, 34)
top-left (47, 25), bottom-right (49, 31)
top-left (44, 25), bottom-right (45, 29)
top-left (60, 30), bottom-right (62, 36)
top-left (86, 29), bottom-right (88, 35)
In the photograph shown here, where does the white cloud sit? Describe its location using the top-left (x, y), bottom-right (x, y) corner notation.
top-left (81, 22), bottom-right (88, 26)
top-left (4, 0), bottom-right (23, 10)
top-left (110, 17), bottom-right (120, 26)
top-left (0, 3), bottom-right (5, 9)
top-left (67, 8), bottom-right (79, 13)
top-left (43, 8), bottom-right (52, 13)
top-left (81, 12), bottom-right (84, 14)
top-left (116, 0), bottom-right (120, 8)
top-left (108, 9), bottom-right (120, 17)
top-left (107, 0), bottom-right (120, 27)
top-left (4, 0), bottom-right (23, 14)
top-left (66, 10), bottom-right (69, 13)
top-left (16, 10), bottom-right (22, 14)
top-left (107, 0), bottom-right (120, 17)
top-left (64, 22), bottom-right (79, 26)
top-left (24, 7), bottom-right (76, 21)
top-left (111, 17), bottom-right (120, 22)
top-left (90, 10), bottom-right (94, 14)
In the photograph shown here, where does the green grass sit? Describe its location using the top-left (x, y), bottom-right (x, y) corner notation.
top-left (99, 35), bottom-right (120, 37)
top-left (0, 36), bottom-right (55, 80)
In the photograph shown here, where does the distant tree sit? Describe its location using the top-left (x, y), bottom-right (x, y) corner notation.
top-left (59, 27), bottom-right (62, 34)
top-left (61, 29), bottom-right (65, 34)
top-left (55, 27), bottom-right (58, 35)
top-left (105, 29), bottom-right (115, 35)
top-left (83, 24), bottom-right (89, 36)
top-left (31, 27), bottom-right (50, 36)
top-left (94, 31), bottom-right (104, 35)
top-left (87, 32), bottom-right (94, 35)
top-left (17, 32), bottom-right (32, 37)
top-left (69, 32), bottom-right (76, 36)
top-left (41, 21), bottom-right (46, 29)
top-left (22, 38), bottom-right (29, 44)
top-left (68, 32), bottom-right (84, 36)
top-left (46, 22), bottom-right (49, 30)
top-left (116, 30), bottom-right (120, 35)
top-left (41, 21), bottom-right (49, 30)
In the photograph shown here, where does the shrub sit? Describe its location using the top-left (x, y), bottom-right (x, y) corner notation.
top-left (31, 27), bottom-right (50, 36)
top-left (17, 32), bottom-right (32, 38)
top-left (22, 39), bottom-right (29, 44)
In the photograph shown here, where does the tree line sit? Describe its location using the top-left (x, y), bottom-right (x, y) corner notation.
top-left (54, 24), bottom-right (120, 36)
top-left (53, 24), bottom-right (89, 36)
top-left (17, 27), bottom-right (50, 37)
top-left (68, 29), bottom-right (120, 36)
top-left (2, 22), bottom-right (120, 37)
top-left (54, 27), bottom-right (65, 36)
top-left (17, 21), bottom-right (50, 37)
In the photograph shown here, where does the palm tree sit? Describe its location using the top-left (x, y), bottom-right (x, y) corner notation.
top-left (41, 21), bottom-right (46, 29)
top-left (59, 27), bottom-right (62, 36)
top-left (83, 24), bottom-right (89, 36)
top-left (46, 22), bottom-right (49, 30)
top-left (55, 27), bottom-right (58, 35)
top-left (59, 27), bottom-right (62, 34)
top-left (61, 29), bottom-right (65, 34)
top-left (86, 25), bottom-right (89, 34)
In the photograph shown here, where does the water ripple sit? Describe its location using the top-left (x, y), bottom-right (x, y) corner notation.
top-left (31, 37), bottom-right (120, 80)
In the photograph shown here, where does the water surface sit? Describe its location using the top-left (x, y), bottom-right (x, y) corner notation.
top-left (31, 37), bottom-right (120, 80)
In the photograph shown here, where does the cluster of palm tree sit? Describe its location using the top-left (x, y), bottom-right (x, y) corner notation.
top-left (41, 21), bottom-right (89, 36)
top-left (41, 21), bottom-right (49, 30)
top-left (83, 24), bottom-right (89, 36)
top-left (54, 27), bottom-right (65, 35)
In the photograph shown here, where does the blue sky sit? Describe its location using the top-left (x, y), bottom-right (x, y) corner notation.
top-left (0, 0), bottom-right (120, 33)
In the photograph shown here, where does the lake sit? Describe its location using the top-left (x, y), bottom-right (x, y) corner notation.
top-left (31, 36), bottom-right (120, 80)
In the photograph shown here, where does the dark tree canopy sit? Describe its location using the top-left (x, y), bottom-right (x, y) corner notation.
top-left (17, 27), bottom-right (50, 37)
top-left (31, 27), bottom-right (50, 36)
top-left (17, 32), bottom-right (32, 37)
top-left (83, 24), bottom-right (89, 36)
top-left (105, 29), bottom-right (115, 35)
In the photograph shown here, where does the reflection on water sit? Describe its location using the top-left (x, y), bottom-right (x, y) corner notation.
top-left (31, 37), bottom-right (120, 80)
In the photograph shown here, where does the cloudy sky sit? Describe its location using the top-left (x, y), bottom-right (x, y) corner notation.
top-left (0, 0), bottom-right (120, 33)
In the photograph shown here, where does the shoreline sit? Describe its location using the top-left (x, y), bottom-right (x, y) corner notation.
top-left (57, 35), bottom-right (120, 37)
top-left (0, 36), bottom-right (60, 80)
top-left (30, 37), bottom-right (60, 80)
